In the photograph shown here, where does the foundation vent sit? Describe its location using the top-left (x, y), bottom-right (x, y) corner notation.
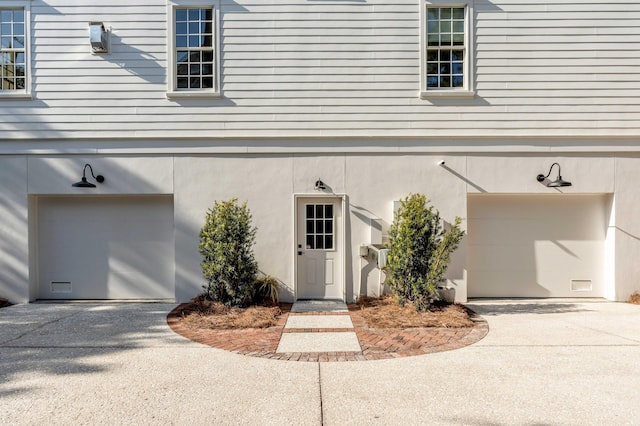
top-left (51, 281), bottom-right (72, 293)
top-left (570, 279), bottom-right (592, 292)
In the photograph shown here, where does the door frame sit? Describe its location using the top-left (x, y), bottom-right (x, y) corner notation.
top-left (293, 193), bottom-right (347, 301)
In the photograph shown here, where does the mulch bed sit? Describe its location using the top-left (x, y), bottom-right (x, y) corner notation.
top-left (167, 300), bottom-right (489, 362)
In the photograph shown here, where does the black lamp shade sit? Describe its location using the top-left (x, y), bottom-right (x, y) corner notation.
top-left (72, 164), bottom-right (104, 188)
top-left (72, 177), bottom-right (96, 188)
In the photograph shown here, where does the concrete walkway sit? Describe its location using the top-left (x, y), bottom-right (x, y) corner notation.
top-left (277, 302), bottom-right (361, 353)
top-left (1, 300), bottom-right (640, 425)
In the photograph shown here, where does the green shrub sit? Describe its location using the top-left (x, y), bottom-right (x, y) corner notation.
top-left (385, 193), bottom-right (465, 311)
top-left (199, 198), bottom-right (258, 307)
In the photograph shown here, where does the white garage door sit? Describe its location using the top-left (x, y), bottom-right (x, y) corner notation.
top-left (468, 194), bottom-right (609, 298)
top-left (37, 196), bottom-right (175, 300)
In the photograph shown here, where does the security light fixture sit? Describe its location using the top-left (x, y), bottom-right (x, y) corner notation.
top-left (89, 22), bottom-right (110, 53)
top-left (314, 178), bottom-right (326, 191)
top-left (537, 162), bottom-right (572, 187)
top-left (72, 163), bottom-right (105, 188)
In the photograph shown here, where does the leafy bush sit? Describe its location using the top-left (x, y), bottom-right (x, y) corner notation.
top-left (199, 198), bottom-right (258, 307)
top-left (385, 193), bottom-right (465, 311)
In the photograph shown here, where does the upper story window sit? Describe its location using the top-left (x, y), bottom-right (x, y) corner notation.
top-left (167, 0), bottom-right (220, 98)
top-left (1, 3), bottom-right (30, 99)
top-left (421, 1), bottom-right (474, 98)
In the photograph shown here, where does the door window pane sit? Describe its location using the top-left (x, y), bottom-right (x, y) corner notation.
top-left (304, 203), bottom-right (335, 250)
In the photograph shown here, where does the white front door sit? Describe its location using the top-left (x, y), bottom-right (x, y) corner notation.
top-left (296, 197), bottom-right (344, 300)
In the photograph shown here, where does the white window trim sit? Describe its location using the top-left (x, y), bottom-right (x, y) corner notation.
top-left (0, 0), bottom-right (32, 100)
top-left (420, 0), bottom-right (475, 99)
top-left (166, 0), bottom-right (221, 99)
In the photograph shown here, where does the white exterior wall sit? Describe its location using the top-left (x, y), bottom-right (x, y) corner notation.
top-left (1, 1), bottom-right (640, 303)
top-left (0, 0), bottom-right (639, 141)
top-left (3, 153), bottom-right (639, 304)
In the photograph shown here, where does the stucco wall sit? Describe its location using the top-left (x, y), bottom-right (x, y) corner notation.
top-left (1, 152), bottom-right (639, 304)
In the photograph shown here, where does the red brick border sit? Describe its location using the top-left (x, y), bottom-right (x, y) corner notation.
top-left (167, 303), bottom-right (489, 362)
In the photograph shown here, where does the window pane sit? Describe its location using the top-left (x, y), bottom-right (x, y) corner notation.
top-left (315, 235), bottom-right (324, 250)
top-left (440, 21), bottom-right (451, 33)
top-left (202, 64), bottom-right (213, 76)
top-left (189, 22), bottom-right (200, 33)
top-left (440, 63), bottom-right (450, 74)
top-left (427, 21), bottom-right (438, 34)
top-left (452, 75), bottom-right (464, 87)
top-left (427, 62), bottom-right (437, 75)
top-left (15, 65), bottom-right (24, 76)
top-left (441, 33), bottom-right (451, 46)
top-left (426, 50), bottom-right (438, 62)
top-left (177, 77), bottom-right (188, 88)
top-left (453, 8), bottom-right (465, 19)
top-left (441, 8), bottom-right (452, 19)
top-left (325, 204), bottom-right (333, 218)
top-left (452, 62), bottom-right (463, 74)
top-left (315, 205), bottom-right (324, 218)
top-left (176, 36), bottom-right (187, 48)
top-left (188, 9), bottom-right (200, 20)
top-left (202, 77), bottom-right (213, 88)
top-left (202, 51), bottom-right (214, 62)
top-left (316, 220), bottom-right (324, 233)
top-left (306, 204), bottom-right (314, 218)
top-left (190, 64), bottom-right (200, 75)
top-left (1, 23), bottom-right (10, 35)
top-left (453, 21), bottom-right (464, 33)
top-left (325, 220), bottom-right (333, 233)
top-left (0, 11), bottom-right (11, 22)
top-left (306, 220), bottom-right (314, 233)
top-left (176, 22), bottom-right (187, 34)
top-left (14, 23), bottom-right (24, 35)
top-left (306, 235), bottom-right (314, 249)
top-left (324, 235), bottom-right (334, 250)
top-left (176, 9), bottom-right (187, 21)
top-left (190, 77), bottom-right (200, 88)
top-left (13, 36), bottom-right (24, 49)
top-left (1, 36), bottom-right (10, 49)
top-left (427, 76), bottom-right (438, 88)
top-left (204, 9), bottom-right (213, 20)
top-left (427, 34), bottom-right (439, 46)
top-left (188, 35), bottom-right (199, 47)
top-left (451, 50), bottom-right (463, 61)
top-left (427, 9), bottom-right (438, 20)
top-left (440, 76), bottom-right (451, 87)
top-left (440, 50), bottom-right (450, 61)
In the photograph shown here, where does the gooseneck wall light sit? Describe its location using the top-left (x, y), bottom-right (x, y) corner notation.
top-left (72, 163), bottom-right (105, 188)
top-left (314, 178), bottom-right (327, 191)
top-left (536, 162), bottom-right (572, 187)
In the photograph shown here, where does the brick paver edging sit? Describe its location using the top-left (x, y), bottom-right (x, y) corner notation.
top-left (166, 303), bottom-right (489, 362)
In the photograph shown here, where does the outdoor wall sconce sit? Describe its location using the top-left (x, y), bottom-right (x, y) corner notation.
top-left (536, 162), bottom-right (572, 187)
top-left (89, 22), bottom-right (110, 53)
top-left (72, 163), bottom-right (105, 188)
top-left (314, 178), bottom-right (326, 191)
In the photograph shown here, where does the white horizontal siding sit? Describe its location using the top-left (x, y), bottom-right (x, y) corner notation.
top-left (1, 0), bottom-right (640, 142)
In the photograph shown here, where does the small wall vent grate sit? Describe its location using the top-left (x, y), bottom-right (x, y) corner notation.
top-left (51, 281), bottom-right (72, 293)
top-left (571, 279), bottom-right (592, 292)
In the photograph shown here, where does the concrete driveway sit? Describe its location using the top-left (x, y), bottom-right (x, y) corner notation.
top-left (1, 300), bottom-right (639, 425)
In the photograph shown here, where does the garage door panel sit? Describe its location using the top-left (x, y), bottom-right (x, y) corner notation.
top-left (38, 196), bottom-right (175, 300)
top-left (468, 195), bottom-right (607, 298)
top-left (469, 269), bottom-right (552, 298)
top-left (469, 219), bottom-right (537, 245)
top-left (468, 245), bottom-right (535, 271)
